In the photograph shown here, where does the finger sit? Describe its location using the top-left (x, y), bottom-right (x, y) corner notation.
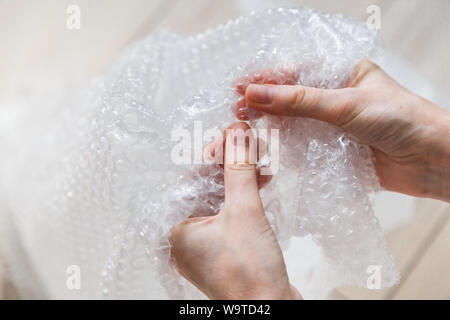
top-left (223, 122), bottom-right (261, 208)
top-left (232, 98), bottom-right (262, 120)
top-left (245, 84), bottom-right (363, 126)
top-left (233, 68), bottom-right (298, 120)
top-left (256, 168), bottom-right (272, 189)
top-left (233, 67), bottom-right (298, 95)
top-left (204, 128), bottom-right (268, 165)
top-left (232, 98), bottom-right (250, 120)
top-left (203, 137), bottom-right (271, 194)
top-left (203, 139), bottom-right (221, 164)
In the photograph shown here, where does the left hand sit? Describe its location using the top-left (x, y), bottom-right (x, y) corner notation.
top-left (169, 122), bottom-right (301, 300)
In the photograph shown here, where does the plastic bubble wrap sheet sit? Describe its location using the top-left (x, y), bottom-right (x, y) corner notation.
top-left (0, 7), bottom-right (399, 299)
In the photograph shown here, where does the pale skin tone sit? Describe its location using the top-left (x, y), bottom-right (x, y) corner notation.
top-left (170, 59), bottom-right (450, 299)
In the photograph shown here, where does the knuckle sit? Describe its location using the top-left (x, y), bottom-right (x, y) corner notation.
top-left (334, 88), bottom-right (365, 127)
top-left (342, 87), bottom-right (363, 105)
top-left (169, 221), bottom-right (188, 242)
top-left (292, 85), bottom-right (307, 110)
top-left (350, 58), bottom-right (380, 87)
top-left (356, 58), bottom-right (379, 73)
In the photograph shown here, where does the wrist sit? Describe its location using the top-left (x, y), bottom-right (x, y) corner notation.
top-left (211, 284), bottom-right (302, 300)
top-left (422, 105), bottom-right (450, 201)
top-left (427, 142), bottom-right (450, 202)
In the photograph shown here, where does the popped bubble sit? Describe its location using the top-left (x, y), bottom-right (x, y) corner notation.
top-left (0, 7), bottom-right (398, 299)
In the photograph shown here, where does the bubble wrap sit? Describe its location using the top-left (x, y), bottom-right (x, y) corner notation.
top-left (0, 7), bottom-right (399, 299)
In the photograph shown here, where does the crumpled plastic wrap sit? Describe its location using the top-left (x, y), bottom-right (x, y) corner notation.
top-left (0, 7), bottom-right (399, 299)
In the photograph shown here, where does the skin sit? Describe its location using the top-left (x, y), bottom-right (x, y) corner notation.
top-left (170, 59), bottom-right (450, 300)
top-left (170, 122), bottom-right (301, 299)
top-left (244, 59), bottom-right (450, 201)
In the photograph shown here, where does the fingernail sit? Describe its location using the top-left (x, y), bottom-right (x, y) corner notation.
top-left (247, 85), bottom-right (274, 104)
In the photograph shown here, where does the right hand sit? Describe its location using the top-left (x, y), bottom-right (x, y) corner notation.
top-left (236, 59), bottom-right (450, 201)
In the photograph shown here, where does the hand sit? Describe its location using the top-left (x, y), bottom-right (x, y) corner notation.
top-left (239, 59), bottom-right (450, 202)
top-left (169, 122), bottom-right (302, 300)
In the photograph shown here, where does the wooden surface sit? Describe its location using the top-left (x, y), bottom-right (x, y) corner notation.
top-left (335, 199), bottom-right (450, 299)
top-left (1, 0), bottom-right (449, 299)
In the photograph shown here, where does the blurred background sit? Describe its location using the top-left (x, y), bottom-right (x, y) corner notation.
top-left (0, 0), bottom-right (449, 299)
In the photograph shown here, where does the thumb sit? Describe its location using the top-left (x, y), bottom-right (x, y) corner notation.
top-left (245, 84), bottom-right (362, 126)
top-left (223, 122), bottom-right (262, 210)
